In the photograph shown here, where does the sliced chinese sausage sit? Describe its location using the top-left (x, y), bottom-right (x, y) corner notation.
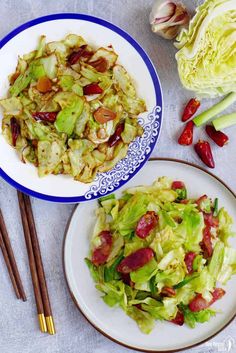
top-left (211, 288), bottom-right (225, 302)
top-left (203, 212), bottom-right (219, 228)
top-left (200, 226), bottom-right (213, 258)
top-left (89, 57), bottom-right (109, 73)
top-left (189, 288), bottom-right (225, 312)
top-left (184, 251), bottom-right (196, 274)
top-left (117, 248), bottom-right (154, 274)
top-left (171, 181), bottom-right (185, 190)
top-left (161, 286), bottom-right (176, 297)
top-left (93, 107), bottom-right (117, 124)
top-left (170, 310), bottom-right (184, 326)
top-left (91, 231), bottom-right (113, 266)
top-left (196, 195), bottom-right (208, 211)
top-left (121, 273), bottom-right (134, 287)
top-left (135, 211), bottom-right (158, 239)
top-left (189, 293), bottom-right (209, 312)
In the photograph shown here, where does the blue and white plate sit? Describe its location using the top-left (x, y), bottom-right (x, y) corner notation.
top-left (0, 14), bottom-right (163, 203)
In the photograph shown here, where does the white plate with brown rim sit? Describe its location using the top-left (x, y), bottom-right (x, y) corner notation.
top-left (63, 159), bottom-right (236, 352)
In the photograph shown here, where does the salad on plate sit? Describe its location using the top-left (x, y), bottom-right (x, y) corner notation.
top-left (86, 177), bottom-right (236, 333)
top-left (0, 34), bottom-right (145, 182)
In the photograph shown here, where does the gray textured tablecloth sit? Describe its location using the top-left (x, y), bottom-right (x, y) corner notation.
top-left (0, 1), bottom-right (236, 352)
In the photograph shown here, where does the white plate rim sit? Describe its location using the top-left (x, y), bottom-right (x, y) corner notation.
top-left (63, 158), bottom-right (236, 352)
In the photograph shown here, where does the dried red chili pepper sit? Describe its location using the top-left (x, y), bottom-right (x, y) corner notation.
top-left (89, 57), bottom-right (109, 73)
top-left (184, 252), bottom-right (196, 274)
top-left (68, 45), bottom-right (93, 65)
top-left (178, 121), bottom-right (194, 145)
top-left (135, 211), bottom-right (158, 239)
top-left (170, 310), bottom-right (184, 326)
top-left (91, 230), bottom-right (113, 266)
top-left (108, 123), bottom-right (125, 147)
top-left (182, 98), bottom-right (200, 122)
top-left (83, 83), bottom-right (103, 95)
top-left (10, 117), bottom-right (20, 146)
top-left (194, 140), bottom-right (215, 168)
top-left (205, 125), bottom-right (229, 147)
top-left (117, 248), bottom-right (154, 274)
top-left (32, 112), bottom-right (58, 123)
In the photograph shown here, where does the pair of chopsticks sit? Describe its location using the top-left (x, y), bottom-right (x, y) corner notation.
top-left (0, 209), bottom-right (26, 301)
top-left (17, 191), bottom-right (56, 335)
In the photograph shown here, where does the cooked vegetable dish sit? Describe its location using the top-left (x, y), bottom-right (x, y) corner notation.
top-left (0, 34), bottom-right (146, 182)
top-left (86, 177), bottom-right (236, 333)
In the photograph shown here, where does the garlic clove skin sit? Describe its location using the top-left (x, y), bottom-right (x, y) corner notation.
top-left (149, 1), bottom-right (176, 25)
top-left (150, 1), bottom-right (190, 40)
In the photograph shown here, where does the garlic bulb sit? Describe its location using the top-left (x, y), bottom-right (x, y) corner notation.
top-left (149, 1), bottom-right (190, 40)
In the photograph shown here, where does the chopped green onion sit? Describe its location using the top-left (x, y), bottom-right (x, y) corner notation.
top-left (173, 274), bottom-right (199, 289)
top-left (193, 92), bottom-right (236, 127)
top-left (212, 112), bottom-right (236, 131)
top-left (104, 252), bottom-right (123, 282)
top-left (149, 276), bottom-right (156, 295)
top-left (176, 188), bottom-right (187, 201)
top-left (213, 198), bottom-right (218, 217)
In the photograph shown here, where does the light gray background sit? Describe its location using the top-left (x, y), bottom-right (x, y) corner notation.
top-left (0, 1), bottom-right (236, 353)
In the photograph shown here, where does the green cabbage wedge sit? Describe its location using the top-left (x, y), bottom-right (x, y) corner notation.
top-left (175, 0), bottom-right (236, 97)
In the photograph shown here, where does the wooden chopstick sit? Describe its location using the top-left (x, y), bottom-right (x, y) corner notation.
top-left (17, 191), bottom-right (47, 333)
top-left (0, 209), bottom-right (26, 301)
top-left (22, 194), bottom-right (55, 335)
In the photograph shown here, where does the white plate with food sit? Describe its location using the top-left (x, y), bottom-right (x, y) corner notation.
top-left (0, 14), bottom-right (162, 202)
top-left (64, 159), bottom-right (236, 352)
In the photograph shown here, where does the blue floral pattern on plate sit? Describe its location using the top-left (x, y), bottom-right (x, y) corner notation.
top-left (85, 105), bottom-right (162, 199)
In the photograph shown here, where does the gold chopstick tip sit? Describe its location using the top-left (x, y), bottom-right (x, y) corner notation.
top-left (38, 314), bottom-right (47, 333)
top-left (46, 316), bottom-right (56, 335)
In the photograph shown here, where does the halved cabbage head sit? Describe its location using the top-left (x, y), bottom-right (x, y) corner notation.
top-left (175, 0), bottom-right (236, 97)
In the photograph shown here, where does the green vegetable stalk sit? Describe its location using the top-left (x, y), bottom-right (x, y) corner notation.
top-left (193, 92), bottom-right (236, 127)
top-left (213, 112), bottom-right (236, 131)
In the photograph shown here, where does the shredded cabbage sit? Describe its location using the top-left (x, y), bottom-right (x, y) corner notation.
top-left (86, 177), bottom-right (236, 333)
top-left (0, 34), bottom-right (146, 182)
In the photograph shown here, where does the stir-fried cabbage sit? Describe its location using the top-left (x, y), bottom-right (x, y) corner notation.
top-left (86, 177), bottom-right (236, 333)
top-left (175, 0), bottom-right (236, 97)
top-left (0, 34), bottom-right (146, 182)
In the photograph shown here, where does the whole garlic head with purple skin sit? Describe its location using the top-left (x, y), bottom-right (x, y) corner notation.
top-left (149, 1), bottom-right (190, 40)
